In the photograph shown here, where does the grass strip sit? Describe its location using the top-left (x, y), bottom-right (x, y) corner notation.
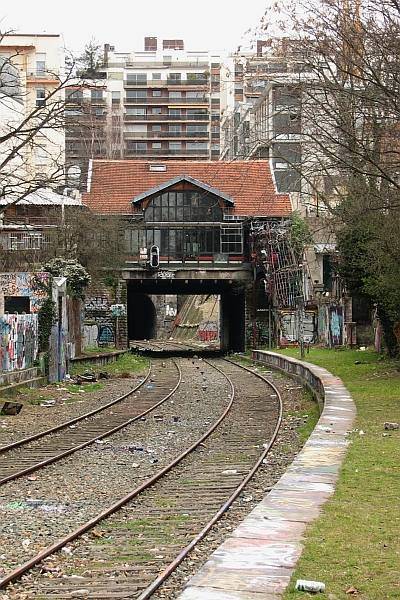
top-left (274, 348), bottom-right (400, 600)
top-left (70, 352), bottom-right (149, 377)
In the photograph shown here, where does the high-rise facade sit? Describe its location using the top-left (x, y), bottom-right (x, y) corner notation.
top-left (66, 38), bottom-right (223, 173)
top-left (220, 40), bottom-right (303, 193)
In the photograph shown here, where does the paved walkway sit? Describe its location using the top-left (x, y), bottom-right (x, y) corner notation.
top-left (178, 350), bottom-right (356, 599)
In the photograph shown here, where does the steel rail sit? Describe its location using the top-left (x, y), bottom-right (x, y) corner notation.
top-left (0, 360), bottom-right (181, 486)
top-left (0, 362), bottom-right (152, 455)
top-left (0, 359), bottom-right (235, 591)
top-left (137, 357), bottom-right (283, 600)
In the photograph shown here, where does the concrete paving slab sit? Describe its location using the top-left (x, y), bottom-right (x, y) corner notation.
top-left (206, 537), bottom-right (304, 570)
top-left (231, 516), bottom-right (307, 541)
top-left (188, 567), bottom-right (291, 594)
top-left (179, 586), bottom-right (280, 599)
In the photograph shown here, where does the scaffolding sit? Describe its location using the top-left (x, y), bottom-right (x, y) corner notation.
top-left (251, 220), bottom-right (304, 309)
top-left (251, 220), bottom-right (307, 355)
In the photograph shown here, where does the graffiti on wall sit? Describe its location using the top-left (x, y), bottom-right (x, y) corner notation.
top-left (329, 305), bottom-right (343, 346)
top-left (279, 310), bottom-right (316, 345)
top-left (48, 323), bottom-right (67, 382)
top-left (318, 306), bottom-right (328, 344)
top-left (83, 295), bottom-right (114, 349)
top-left (197, 321), bottom-right (218, 342)
top-left (0, 272), bottom-right (48, 313)
top-left (84, 296), bottom-right (109, 313)
top-left (246, 319), bottom-right (273, 347)
top-left (98, 324), bottom-right (115, 344)
top-left (0, 314), bottom-right (38, 372)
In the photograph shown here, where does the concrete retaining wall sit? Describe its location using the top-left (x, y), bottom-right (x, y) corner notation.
top-left (179, 350), bottom-right (356, 599)
top-left (70, 350), bottom-right (127, 368)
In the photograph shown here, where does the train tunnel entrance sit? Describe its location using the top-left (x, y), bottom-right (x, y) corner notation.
top-left (127, 293), bottom-right (157, 340)
top-left (126, 279), bottom-right (247, 352)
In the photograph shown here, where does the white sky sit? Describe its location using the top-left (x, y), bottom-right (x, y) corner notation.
top-left (2, 0), bottom-right (269, 55)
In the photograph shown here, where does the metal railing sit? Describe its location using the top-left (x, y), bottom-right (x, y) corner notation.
top-left (125, 148), bottom-right (209, 156)
top-left (124, 79), bottom-right (209, 87)
top-left (107, 61), bottom-right (209, 68)
top-left (123, 131), bottom-right (208, 139)
top-left (124, 96), bottom-right (209, 104)
top-left (124, 113), bottom-right (209, 121)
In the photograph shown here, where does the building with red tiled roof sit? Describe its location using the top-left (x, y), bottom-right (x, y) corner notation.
top-left (83, 159), bottom-right (292, 217)
top-left (81, 159), bottom-right (293, 352)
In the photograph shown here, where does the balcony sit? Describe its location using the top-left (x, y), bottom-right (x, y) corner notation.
top-left (108, 61), bottom-right (209, 69)
top-left (124, 96), bottom-right (209, 105)
top-left (0, 230), bottom-right (52, 251)
top-left (124, 79), bottom-right (209, 87)
top-left (27, 70), bottom-right (59, 82)
top-left (124, 113), bottom-right (209, 122)
top-left (125, 148), bottom-right (209, 156)
top-left (166, 78), bottom-right (208, 86)
top-left (124, 131), bottom-right (209, 139)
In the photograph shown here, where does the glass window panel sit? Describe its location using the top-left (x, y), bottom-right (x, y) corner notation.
top-left (161, 201), bottom-right (169, 221)
top-left (168, 229), bottom-right (176, 257)
top-left (153, 229), bottom-right (160, 248)
top-left (161, 229), bottom-right (169, 255)
top-left (175, 229), bottom-right (183, 258)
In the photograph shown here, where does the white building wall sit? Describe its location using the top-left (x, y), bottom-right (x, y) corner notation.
top-left (0, 34), bottom-right (65, 193)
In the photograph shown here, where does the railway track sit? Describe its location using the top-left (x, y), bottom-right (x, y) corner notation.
top-left (0, 358), bottom-right (282, 599)
top-left (130, 339), bottom-right (219, 355)
top-left (0, 359), bottom-right (181, 486)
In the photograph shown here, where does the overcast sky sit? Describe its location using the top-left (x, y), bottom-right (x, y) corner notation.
top-left (2, 0), bottom-right (269, 55)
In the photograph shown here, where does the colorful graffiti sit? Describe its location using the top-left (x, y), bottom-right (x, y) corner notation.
top-left (0, 272), bottom-right (49, 313)
top-left (197, 321), bottom-right (218, 342)
top-left (0, 314), bottom-right (38, 372)
top-left (329, 305), bottom-right (343, 346)
top-left (98, 324), bottom-right (115, 344)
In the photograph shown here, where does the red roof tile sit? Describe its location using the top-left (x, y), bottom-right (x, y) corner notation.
top-left (83, 159), bottom-right (292, 217)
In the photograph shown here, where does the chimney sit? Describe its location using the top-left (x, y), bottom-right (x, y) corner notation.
top-left (256, 39), bottom-right (270, 57)
top-left (145, 37), bottom-right (158, 51)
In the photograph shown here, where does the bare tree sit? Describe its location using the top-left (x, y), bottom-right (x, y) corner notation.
top-left (0, 205), bottom-right (126, 277)
top-left (0, 30), bottom-right (79, 213)
top-left (276, 0), bottom-right (400, 352)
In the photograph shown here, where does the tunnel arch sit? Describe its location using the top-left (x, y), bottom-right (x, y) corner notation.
top-left (126, 279), bottom-right (247, 352)
top-left (128, 293), bottom-right (157, 340)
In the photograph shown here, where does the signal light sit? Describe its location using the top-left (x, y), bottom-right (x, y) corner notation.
top-left (149, 245), bottom-right (160, 268)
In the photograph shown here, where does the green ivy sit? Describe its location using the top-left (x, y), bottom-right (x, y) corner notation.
top-left (289, 212), bottom-right (312, 260)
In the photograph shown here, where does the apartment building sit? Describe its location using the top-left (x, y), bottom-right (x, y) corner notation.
top-left (220, 40), bottom-right (304, 194)
top-left (0, 34), bottom-right (65, 189)
top-left (65, 37), bottom-right (223, 172)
